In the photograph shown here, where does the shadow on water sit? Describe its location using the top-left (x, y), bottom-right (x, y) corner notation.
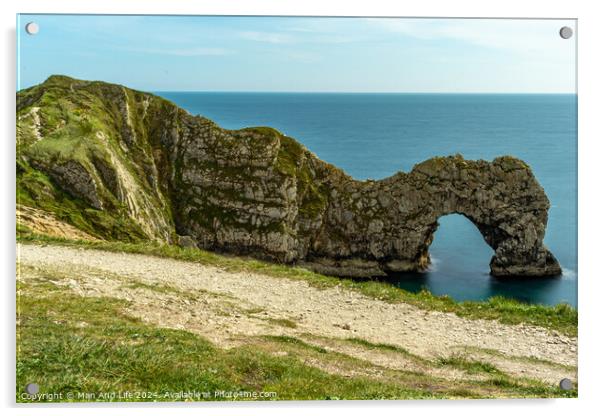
top-left (379, 270), bottom-right (570, 306)
top-left (486, 274), bottom-right (567, 305)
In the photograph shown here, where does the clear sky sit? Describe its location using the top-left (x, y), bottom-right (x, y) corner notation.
top-left (17, 15), bottom-right (576, 93)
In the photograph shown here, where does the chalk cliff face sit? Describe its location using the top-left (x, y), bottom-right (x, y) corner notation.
top-left (16, 76), bottom-right (561, 277)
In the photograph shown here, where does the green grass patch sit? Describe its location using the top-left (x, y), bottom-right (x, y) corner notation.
top-left (262, 335), bottom-right (328, 354)
top-left (458, 345), bottom-right (577, 371)
top-left (120, 281), bottom-right (205, 303)
top-left (437, 355), bottom-right (504, 375)
top-left (344, 337), bottom-right (412, 355)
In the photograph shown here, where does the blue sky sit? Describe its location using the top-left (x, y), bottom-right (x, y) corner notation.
top-left (17, 15), bottom-right (576, 93)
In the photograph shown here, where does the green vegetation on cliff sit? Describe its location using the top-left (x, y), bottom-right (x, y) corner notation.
top-left (275, 134), bottom-right (329, 219)
top-left (18, 75), bottom-right (176, 242)
top-left (17, 159), bottom-right (148, 241)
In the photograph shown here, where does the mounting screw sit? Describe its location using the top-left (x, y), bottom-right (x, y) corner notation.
top-left (25, 22), bottom-right (39, 35)
top-left (25, 383), bottom-right (39, 395)
top-left (559, 26), bottom-right (573, 39)
top-left (559, 378), bottom-right (573, 390)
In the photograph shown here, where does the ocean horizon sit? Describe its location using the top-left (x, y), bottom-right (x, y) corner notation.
top-left (154, 91), bottom-right (576, 95)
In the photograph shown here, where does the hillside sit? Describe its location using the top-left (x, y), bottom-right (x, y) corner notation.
top-left (16, 242), bottom-right (577, 401)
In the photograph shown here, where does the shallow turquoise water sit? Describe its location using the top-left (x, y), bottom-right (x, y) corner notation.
top-left (157, 92), bottom-right (577, 307)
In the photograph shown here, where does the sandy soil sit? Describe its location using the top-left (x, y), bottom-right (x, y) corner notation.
top-left (17, 243), bottom-right (577, 385)
top-left (17, 205), bottom-right (98, 241)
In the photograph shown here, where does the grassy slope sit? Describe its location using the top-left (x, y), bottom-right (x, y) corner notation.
top-left (17, 160), bottom-right (149, 241)
top-left (17, 269), bottom-right (576, 402)
top-left (17, 76), bottom-right (178, 242)
top-left (17, 230), bottom-right (577, 338)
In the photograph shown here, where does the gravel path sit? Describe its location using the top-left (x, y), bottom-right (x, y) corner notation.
top-left (17, 243), bottom-right (577, 384)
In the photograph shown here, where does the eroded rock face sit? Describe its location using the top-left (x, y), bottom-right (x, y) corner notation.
top-left (16, 76), bottom-right (561, 277)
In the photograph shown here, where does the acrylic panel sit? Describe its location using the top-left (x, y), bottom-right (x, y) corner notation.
top-left (16, 15), bottom-right (577, 402)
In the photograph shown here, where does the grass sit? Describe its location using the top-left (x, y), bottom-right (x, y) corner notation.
top-left (16, 271), bottom-right (577, 402)
top-left (335, 338), bottom-right (510, 379)
top-left (121, 281), bottom-right (205, 303)
top-left (344, 337), bottom-right (413, 356)
top-left (123, 281), bottom-right (182, 295)
top-left (341, 337), bottom-right (506, 377)
top-left (437, 355), bottom-right (504, 375)
top-left (262, 335), bottom-right (328, 354)
top-left (16, 232), bottom-right (577, 337)
top-left (458, 345), bottom-right (577, 371)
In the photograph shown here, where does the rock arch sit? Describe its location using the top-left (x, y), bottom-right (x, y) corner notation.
top-left (308, 155), bottom-right (562, 278)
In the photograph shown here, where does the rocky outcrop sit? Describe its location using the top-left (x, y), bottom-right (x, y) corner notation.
top-left (308, 156), bottom-right (561, 277)
top-left (16, 75), bottom-right (561, 277)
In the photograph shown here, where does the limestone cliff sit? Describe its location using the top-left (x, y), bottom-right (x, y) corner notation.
top-left (16, 75), bottom-right (561, 277)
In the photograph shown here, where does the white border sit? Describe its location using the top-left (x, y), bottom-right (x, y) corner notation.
top-left (3, 1), bottom-right (601, 415)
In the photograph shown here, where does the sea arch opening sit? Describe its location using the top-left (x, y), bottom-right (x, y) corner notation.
top-left (427, 213), bottom-right (494, 277)
top-left (386, 213), bottom-right (497, 300)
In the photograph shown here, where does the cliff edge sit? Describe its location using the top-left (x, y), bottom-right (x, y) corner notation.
top-left (16, 75), bottom-right (561, 277)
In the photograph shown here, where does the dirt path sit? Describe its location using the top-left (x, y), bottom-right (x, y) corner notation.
top-left (17, 243), bottom-right (577, 385)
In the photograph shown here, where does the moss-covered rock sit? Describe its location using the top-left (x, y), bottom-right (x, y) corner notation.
top-left (16, 75), bottom-right (561, 278)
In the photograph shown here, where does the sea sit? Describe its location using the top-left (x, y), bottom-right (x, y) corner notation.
top-left (156, 92), bottom-right (578, 308)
